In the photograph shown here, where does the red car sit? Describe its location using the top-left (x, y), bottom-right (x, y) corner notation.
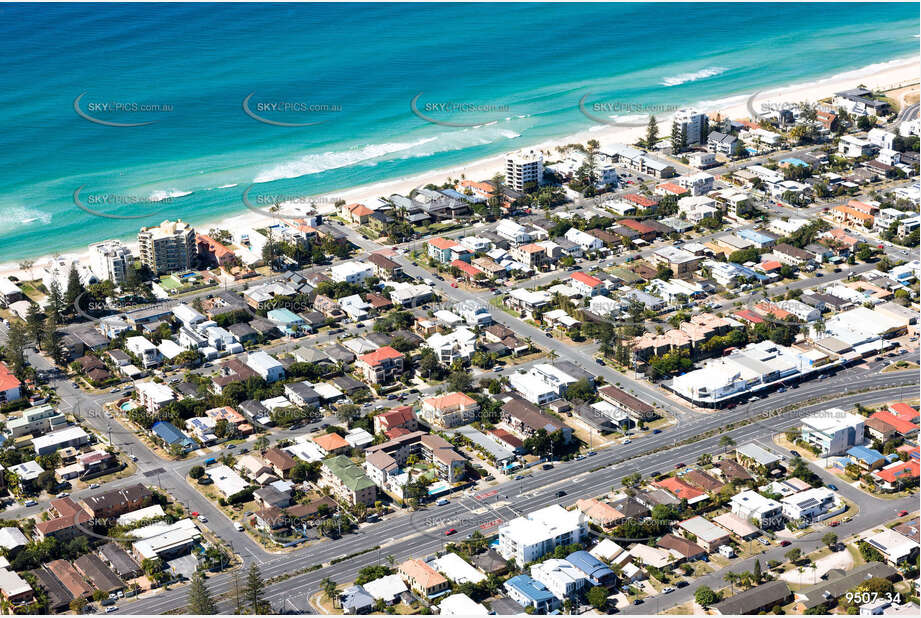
top-left (829, 521), bottom-right (840, 527)
top-left (780, 540), bottom-right (791, 547)
top-left (898, 510), bottom-right (908, 517)
top-left (445, 528), bottom-right (457, 536)
top-left (450, 282), bottom-right (458, 288)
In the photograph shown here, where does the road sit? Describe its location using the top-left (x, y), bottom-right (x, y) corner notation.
top-left (107, 369), bottom-right (916, 614)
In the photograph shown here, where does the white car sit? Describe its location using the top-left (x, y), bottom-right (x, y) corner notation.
top-left (197, 515), bottom-right (208, 523)
top-left (105, 606), bottom-right (118, 613)
top-left (234, 522), bottom-right (244, 531)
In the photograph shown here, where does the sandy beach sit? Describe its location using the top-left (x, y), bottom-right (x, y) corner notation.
top-left (2, 55), bottom-right (917, 282)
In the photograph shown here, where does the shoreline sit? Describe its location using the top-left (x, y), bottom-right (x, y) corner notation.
top-left (1, 55), bottom-right (917, 282)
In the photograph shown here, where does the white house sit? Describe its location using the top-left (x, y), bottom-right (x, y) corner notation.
top-left (564, 228), bottom-right (603, 252)
top-left (330, 261), bottom-right (374, 284)
top-left (530, 559), bottom-right (587, 601)
top-left (246, 351), bottom-right (285, 383)
top-left (498, 505), bottom-right (586, 564)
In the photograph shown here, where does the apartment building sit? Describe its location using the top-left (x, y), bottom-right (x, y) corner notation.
top-left (320, 455), bottom-right (377, 506)
top-left (137, 219), bottom-right (197, 275)
top-left (506, 150), bottom-right (544, 192)
top-left (88, 239), bottom-right (133, 284)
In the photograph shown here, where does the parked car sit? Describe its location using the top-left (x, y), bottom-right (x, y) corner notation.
top-left (780, 540), bottom-right (791, 547)
top-left (436, 499), bottom-right (449, 506)
top-left (826, 484), bottom-right (837, 491)
top-left (652, 429), bottom-right (662, 434)
top-left (234, 522), bottom-right (244, 531)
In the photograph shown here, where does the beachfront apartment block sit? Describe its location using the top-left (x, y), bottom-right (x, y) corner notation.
top-left (800, 408), bottom-right (865, 456)
top-left (506, 150), bottom-right (544, 191)
top-left (499, 504), bottom-right (587, 564)
top-left (137, 219), bottom-right (197, 275)
top-left (88, 239), bottom-right (133, 284)
top-left (674, 108), bottom-right (709, 146)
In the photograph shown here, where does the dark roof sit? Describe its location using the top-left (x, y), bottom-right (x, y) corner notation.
top-left (717, 458), bottom-right (753, 481)
top-left (656, 533), bottom-right (706, 559)
top-left (99, 542), bottom-right (141, 579)
top-left (713, 580), bottom-right (791, 615)
top-left (74, 554), bottom-right (124, 593)
top-left (611, 497), bottom-right (650, 519)
top-left (598, 385), bottom-right (654, 417)
top-left (471, 548), bottom-right (508, 574)
top-left (797, 562), bottom-right (898, 610)
top-left (82, 483), bottom-right (152, 516)
top-left (684, 469), bottom-right (726, 493)
top-left (29, 567), bottom-right (73, 610)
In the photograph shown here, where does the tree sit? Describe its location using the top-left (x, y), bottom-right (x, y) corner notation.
top-left (822, 532), bottom-right (838, 549)
top-left (70, 597), bottom-right (87, 613)
top-left (43, 315), bottom-right (66, 366)
top-left (588, 586), bottom-right (609, 610)
top-left (694, 586), bottom-right (719, 607)
top-left (645, 115), bottom-right (659, 148)
top-left (64, 263), bottom-right (84, 311)
top-left (47, 280), bottom-right (64, 324)
top-left (753, 559), bottom-right (762, 584)
top-left (25, 303), bottom-right (44, 348)
top-left (189, 465), bottom-right (205, 480)
top-left (671, 120), bottom-right (687, 153)
top-left (321, 577), bottom-right (339, 606)
top-left (243, 563), bottom-right (268, 614)
top-left (785, 548), bottom-right (802, 563)
top-left (719, 435), bottom-right (735, 451)
top-left (447, 370), bottom-right (473, 393)
top-left (188, 570), bottom-right (217, 615)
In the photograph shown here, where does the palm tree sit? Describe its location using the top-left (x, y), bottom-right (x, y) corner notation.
top-left (547, 349), bottom-right (558, 365)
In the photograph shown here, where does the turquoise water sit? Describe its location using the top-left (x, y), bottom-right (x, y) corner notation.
top-left (0, 2), bottom-right (917, 262)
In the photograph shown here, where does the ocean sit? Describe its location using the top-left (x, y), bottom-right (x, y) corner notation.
top-left (0, 2), bottom-right (917, 262)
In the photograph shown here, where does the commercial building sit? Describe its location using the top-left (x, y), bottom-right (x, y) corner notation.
top-left (137, 219), bottom-right (197, 275)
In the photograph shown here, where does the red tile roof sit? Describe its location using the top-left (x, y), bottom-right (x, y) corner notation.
top-left (870, 411), bottom-right (918, 435)
top-left (655, 477), bottom-right (705, 500)
top-left (428, 237), bottom-right (459, 250)
top-left (873, 460), bottom-right (919, 484)
top-left (733, 309), bottom-right (764, 324)
top-left (888, 403), bottom-right (919, 422)
top-left (624, 193), bottom-right (660, 207)
top-left (358, 346), bottom-right (404, 366)
top-left (451, 259), bottom-right (484, 277)
top-left (0, 362), bottom-right (21, 393)
top-left (759, 260), bottom-right (782, 271)
top-left (570, 271), bottom-right (602, 287)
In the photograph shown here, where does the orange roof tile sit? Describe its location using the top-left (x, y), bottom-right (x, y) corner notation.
top-left (358, 346), bottom-right (404, 366)
top-left (313, 432), bottom-right (349, 452)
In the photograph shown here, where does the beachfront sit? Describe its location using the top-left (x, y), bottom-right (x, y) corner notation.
top-left (0, 55), bottom-right (917, 282)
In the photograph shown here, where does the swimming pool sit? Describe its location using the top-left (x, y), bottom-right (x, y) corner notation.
top-left (781, 157), bottom-right (809, 167)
